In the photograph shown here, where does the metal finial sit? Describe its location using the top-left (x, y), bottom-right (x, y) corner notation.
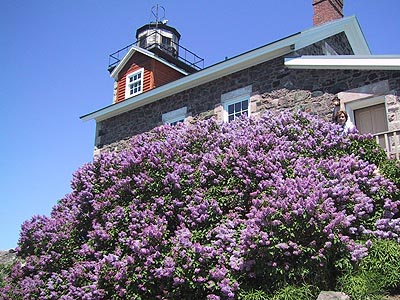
top-left (151, 4), bottom-right (166, 24)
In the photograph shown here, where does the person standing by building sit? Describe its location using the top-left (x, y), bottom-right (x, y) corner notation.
top-left (334, 110), bottom-right (356, 134)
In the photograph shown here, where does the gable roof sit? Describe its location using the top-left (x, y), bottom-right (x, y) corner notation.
top-left (81, 16), bottom-right (370, 122)
top-left (110, 45), bottom-right (189, 79)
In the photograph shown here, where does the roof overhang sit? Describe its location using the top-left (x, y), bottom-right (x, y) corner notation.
top-left (110, 45), bottom-right (189, 79)
top-left (285, 55), bottom-right (400, 70)
top-left (81, 16), bottom-right (372, 122)
top-left (82, 44), bottom-right (294, 122)
top-left (295, 15), bottom-right (370, 55)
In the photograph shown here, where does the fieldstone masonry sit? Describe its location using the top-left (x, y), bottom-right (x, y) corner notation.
top-left (387, 94), bottom-right (400, 131)
top-left (0, 250), bottom-right (16, 266)
top-left (95, 33), bottom-right (400, 154)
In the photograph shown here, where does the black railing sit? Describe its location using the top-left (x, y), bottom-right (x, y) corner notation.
top-left (108, 31), bottom-right (204, 72)
top-left (108, 42), bottom-right (136, 70)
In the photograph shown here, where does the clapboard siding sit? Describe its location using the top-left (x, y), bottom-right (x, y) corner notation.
top-left (115, 52), bottom-right (185, 103)
top-left (153, 60), bottom-right (185, 88)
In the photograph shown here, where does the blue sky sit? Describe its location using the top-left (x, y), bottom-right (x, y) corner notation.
top-left (1, 0), bottom-right (399, 250)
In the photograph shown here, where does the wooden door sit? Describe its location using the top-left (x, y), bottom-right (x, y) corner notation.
top-left (354, 103), bottom-right (388, 135)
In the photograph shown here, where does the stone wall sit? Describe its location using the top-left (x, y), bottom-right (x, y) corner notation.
top-left (0, 250), bottom-right (16, 266)
top-left (95, 34), bottom-right (400, 153)
top-left (295, 32), bottom-right (354, 56)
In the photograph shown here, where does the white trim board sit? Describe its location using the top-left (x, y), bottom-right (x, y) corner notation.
top-left (285, 55), bottom-right (400, 70)
top-left (81, 16), bottom-right (371, 122)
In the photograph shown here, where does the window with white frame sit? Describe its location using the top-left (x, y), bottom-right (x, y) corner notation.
top-left (225, 97), bottom-right (249, 122)
top-left (125, 68), bottom-right (144, 98)
top-left (162, 107), bottom-right (187, 125)
top-left (221, 85), bottom-right (252, 123)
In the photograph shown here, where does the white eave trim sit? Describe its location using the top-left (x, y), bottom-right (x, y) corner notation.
top-left (82, 44), bottom-right (294, 122)
top-left (285, 55), bottom-right (400, 70)
top-left (81, 16), bottom-right (371, 122)
top-left (295, 16), bottom-right (370, 55)
top-left (110, 45), bottom-right (189, 79)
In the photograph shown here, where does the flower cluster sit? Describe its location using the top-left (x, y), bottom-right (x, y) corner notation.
top-left (2, 111), bottom-right (399, 299)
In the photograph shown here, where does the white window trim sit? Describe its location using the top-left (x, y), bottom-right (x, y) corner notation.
top-left (222, 96), bottom-right (250, 122)
top-left (162, 107), bottom-right (187, 125)
top-left (221, 85), bottom-right (252, 123)
top-left (125, 68), bottom-right (144, 99)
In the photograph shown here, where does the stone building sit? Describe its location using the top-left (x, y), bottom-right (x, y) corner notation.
top-left (81, 0), bottom-right (400, 157)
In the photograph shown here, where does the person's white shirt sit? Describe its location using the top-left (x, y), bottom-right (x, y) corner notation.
top-left (343, 119), bottom-right (356, 134)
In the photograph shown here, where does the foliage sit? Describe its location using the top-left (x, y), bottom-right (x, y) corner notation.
top-left (360, 239), bottom-right (400, 290)
top-left (271, 284), bottom-right (316, 300)
top-left (238, 288), bottom-right (269, 300)
top-left (338, 239), bottom-right (400, 299)
top-left (0, 260), bottom-right (13, 289)
top-left (380, 159), bottom-right (400, 189)
top-left (346, 133), bottom-right (387, 166)
top-left (1, 111), bottom-right (400, 299)
top-left (338, 273), bottom-right (385, 300)
top-left (347, 132), bottom-right (400, 190)
top-left (238, 284), bottom-right (316, 300)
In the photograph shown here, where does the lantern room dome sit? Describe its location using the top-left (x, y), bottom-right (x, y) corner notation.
top-left (135, 22), bottom-right (181, 59)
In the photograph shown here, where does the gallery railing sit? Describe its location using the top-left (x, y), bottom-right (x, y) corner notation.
top-left (108, 31), bottom-right (204, 72)
top-left (373, 129), bottom-right (400, 160)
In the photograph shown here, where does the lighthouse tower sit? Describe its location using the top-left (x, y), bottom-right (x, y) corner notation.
top-left (108, 5), bottom-right (203, 104)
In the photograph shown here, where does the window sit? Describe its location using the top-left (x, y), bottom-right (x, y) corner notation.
top-left (225, 98), bottom-right (249, 122)
top-left (139, 37), bottom-right (147, 48)
top-left (167, 117), bottom-right (184, 126)
top-left (220, 85), bottom-right (252, 123)
top-left (125, 68), bottom-right (144, 98)
top-left (162, 107), bottom-right (187, 125)
top-left (161, 35), bottom-right (176, 56)
top-left (323, 42), bottom-right (338, 55)
top-left (161, 36), bottom-right (171, 48)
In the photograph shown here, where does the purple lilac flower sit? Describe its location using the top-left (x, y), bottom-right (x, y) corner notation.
top-left (2, 111), bottom-right (399, 299)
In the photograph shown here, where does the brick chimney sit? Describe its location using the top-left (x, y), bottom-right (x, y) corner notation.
top-left (313, 0), bottom-right (344, 26)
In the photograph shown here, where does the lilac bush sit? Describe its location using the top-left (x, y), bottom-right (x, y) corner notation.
top-left (2, 111), bottom-right (400, 299)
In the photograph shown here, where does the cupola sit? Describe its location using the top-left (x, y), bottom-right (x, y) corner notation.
top-left (136, 22), bottom-right (181, 59)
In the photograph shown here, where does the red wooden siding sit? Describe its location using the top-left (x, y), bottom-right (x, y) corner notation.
top-left (115, 52), bottom-right (186, 103)
top-left (152, 60), bottom-right (185, 88)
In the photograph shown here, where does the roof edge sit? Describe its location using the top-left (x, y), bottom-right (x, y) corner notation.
top-left (82, 16), bottom-right (373, 122)
top-left (81, 45), bottom-right (294, 122)
top-left (295, 15), bottom-right (370, 55)
top-left (285, 55), bottom-right (400, 70)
